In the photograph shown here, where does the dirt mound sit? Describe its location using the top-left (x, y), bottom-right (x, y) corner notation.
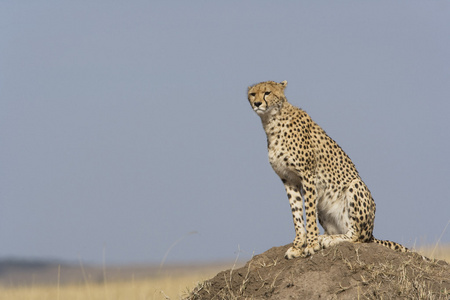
top-left (187, 242), bottom-right (449, 299)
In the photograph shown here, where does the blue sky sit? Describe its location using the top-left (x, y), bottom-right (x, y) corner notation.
top-left (1, 1), bottom-right (449, 264)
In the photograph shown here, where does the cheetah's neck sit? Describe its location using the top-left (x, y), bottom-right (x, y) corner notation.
top-left (259, 102), bottom-right (307, 136)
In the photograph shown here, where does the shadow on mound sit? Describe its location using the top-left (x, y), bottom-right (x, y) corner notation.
top-left (187, 242), bottom-right (449, 299)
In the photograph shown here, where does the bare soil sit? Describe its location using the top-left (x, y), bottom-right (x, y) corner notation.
top-left (187, 242), bottom-right (450, 299)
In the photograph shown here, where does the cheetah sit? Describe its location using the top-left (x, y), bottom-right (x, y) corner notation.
top-left (247, 80), bottom-right (408, 259)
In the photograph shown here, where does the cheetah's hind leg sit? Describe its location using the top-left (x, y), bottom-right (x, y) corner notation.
top-left (318, 232), bottom-right (355, 249)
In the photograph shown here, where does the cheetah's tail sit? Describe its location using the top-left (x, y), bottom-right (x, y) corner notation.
top-left (372, 237), bottom-right (408, 252)
top-left (372, 237), bottom-right (433, 261)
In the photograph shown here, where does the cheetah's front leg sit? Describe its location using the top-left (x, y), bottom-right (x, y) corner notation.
top-left (283, 182), bottom-right (307, 259)
top-left (301, 178), bottom-right (321, 256)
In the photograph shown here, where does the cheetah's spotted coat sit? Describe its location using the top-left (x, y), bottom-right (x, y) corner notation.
top-left (247, 80), bottom-right (407, 259)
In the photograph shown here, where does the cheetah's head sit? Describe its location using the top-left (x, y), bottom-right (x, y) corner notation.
top-left (247, 80), bottom-right (287, 117)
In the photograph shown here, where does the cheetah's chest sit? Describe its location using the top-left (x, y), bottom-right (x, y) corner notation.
top-left (267, 139), bottom-right (301, 184)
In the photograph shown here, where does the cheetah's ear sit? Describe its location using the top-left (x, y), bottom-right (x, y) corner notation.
top-left (280, 80), bottom-right (288, 88)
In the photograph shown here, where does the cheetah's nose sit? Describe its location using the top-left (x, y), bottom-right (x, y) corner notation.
top-left (254, 102), bottom-right (262, 107)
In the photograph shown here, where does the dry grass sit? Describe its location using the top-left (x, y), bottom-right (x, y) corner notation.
top-left (0, 272), bottom-right (217, 300)
top-left (0, 245), bottom-right (448, 300)
top-left (346, 247), bottom-right (450, 299)
top-left (417, 244), bottom-right (450, 262)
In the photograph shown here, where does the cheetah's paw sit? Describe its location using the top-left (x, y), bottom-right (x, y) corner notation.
top-left (303, 242), bottom-right (321, 256)
top-left (284, 246), bottom-right (304, 259)
top-left (319, 235), bottom-right (338, 249)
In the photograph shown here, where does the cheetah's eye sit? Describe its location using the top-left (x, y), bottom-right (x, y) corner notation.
top-left (249, 93), bottom-right (256, 97)
top-left (264, 91), bottom-right (271, 96)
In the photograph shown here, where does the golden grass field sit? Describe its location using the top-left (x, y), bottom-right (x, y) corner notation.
top-left (0, 275), bottom-right (215, 300)
top-left (1, 245), bottom-right (448, 300)
top-left (0, 264), bottom-right (226, 300)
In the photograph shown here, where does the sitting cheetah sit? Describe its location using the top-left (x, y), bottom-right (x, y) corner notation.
top-left (247, 80), bottom-right (408, 259)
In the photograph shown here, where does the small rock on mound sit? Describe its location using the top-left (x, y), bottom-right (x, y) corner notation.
top-left (187, 242), bottom-right (449, 299)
